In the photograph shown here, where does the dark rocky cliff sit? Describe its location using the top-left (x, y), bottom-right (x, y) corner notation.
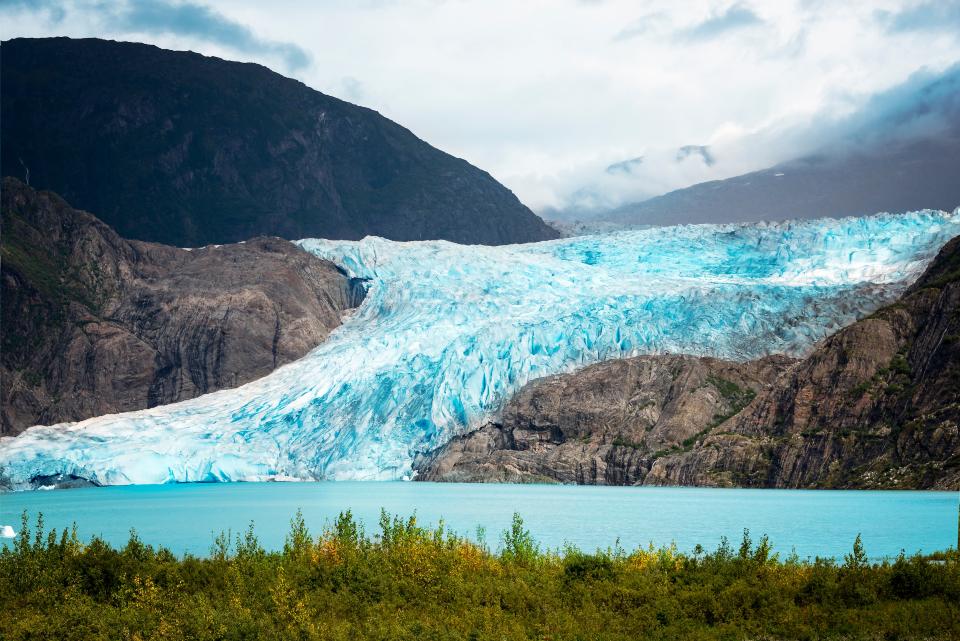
top-left (646, 236), bottom-right (960, 490)
top-left (415, 355), bottom-right (794, 484)
top-left (417, 237), bottom-right (960, 489)
top-left (1, 37), bottom-right (558, 247)
top-left (1, 178), bottom-right (365, 435)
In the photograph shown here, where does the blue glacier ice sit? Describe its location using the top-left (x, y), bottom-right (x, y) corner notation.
top-left (2, 210), bottom-right (959, 489)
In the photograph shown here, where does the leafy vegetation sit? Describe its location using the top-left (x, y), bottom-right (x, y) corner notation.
top-left (1, 208), bottom-right (102, 311)
top-left (648, 377), bottom-right (758, 460)
top-left (914, 237), bottom-right (960, 290)
top-left (611, 435), bottom-right (643, 449)
top-left (4, 39), bottom-right (557, 247)
top-left (2, 510), bottom-right (959, 640)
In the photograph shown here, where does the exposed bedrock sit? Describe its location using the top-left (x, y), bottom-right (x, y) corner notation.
top-left (1, 178), bottom-right (364, 434)
top-left (414, 355), bottom-right (794, 484)
top-left (417, 237), bottom-right (960, 489)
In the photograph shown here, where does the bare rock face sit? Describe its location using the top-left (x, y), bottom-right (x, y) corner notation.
top-left (414, 355), bottom-right (794, 484)
top-left (417, 237), bottom-right (960, 489)
top-left (648, 237), bottom-right (960, 490)
top-left (1, 178), bottom-right (365, 434)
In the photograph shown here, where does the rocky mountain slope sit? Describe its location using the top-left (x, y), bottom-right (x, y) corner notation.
top-left (1, 37), bottom-right (558, 247)
top-left (598, 65), bottom-right (960, 227)
top-left (603, 139), bottom-right (960, 227)
top-left (415, 355), bottom-right (795, 484)
top-left (417, 236), bottom-right (960, 489)
top-left (1, 178), bottom-right (365, 435)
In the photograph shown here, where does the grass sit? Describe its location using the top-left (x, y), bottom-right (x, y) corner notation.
top-left (2, 510), bottom-right (959, 640)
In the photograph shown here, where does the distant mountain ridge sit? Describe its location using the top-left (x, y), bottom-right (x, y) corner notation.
top-left (603, 137), bottom-right (960, 226)
top-left (581, 64), bottom-right (960, 227)
top-left (1, 37), bottom-right (559, 246)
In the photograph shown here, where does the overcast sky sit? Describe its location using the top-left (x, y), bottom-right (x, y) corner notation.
top-left (3, 0), bottom-right (960, 214)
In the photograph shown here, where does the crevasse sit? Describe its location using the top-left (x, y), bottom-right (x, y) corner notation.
top-left (2, 211), bottom-right (959, 489)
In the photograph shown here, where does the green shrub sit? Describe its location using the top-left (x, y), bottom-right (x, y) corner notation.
top-left (500, 512), bottom-right (539, 565)
top-left (1, 509), bottom-right (958, 641)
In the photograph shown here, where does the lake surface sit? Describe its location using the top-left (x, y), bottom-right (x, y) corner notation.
top-left (1, 483), bottom-right (957, 560)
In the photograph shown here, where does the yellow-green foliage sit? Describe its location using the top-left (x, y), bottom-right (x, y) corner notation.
top-left (1, 510), bottom-right (959, 641)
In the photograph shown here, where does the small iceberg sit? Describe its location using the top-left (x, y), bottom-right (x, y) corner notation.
top-left (1, 525), bottom-right (16, 538)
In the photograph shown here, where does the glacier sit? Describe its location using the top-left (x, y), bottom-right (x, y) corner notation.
top-left (2, 210), bottom-right (959, 489)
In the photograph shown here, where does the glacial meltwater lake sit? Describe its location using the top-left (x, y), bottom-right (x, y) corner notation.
top-left (1, 483), bottom-right (957, 560)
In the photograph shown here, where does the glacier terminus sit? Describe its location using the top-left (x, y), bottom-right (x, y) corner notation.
top-left (2, 210), bottom-right (959, 489)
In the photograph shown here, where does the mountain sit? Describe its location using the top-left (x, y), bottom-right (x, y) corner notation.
top-left (414, 355), bottom-right (796, 484)
top-left (1, 178), bottom-right (365, 435)
top-left (417, 235), bottom-right (960, 489)
top-left (596, 64), bottom-right (960, 227)
top-left (4, 211), bottom-right (959, 489)
top-left (602, 138), bottom-right (960, 226)
top-left (0, 37), bottom-right (558, 246)
top-left (647, 236), bottom-right (960, 490)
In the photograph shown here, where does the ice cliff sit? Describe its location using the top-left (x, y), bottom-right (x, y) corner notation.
top-left (2, 211), bottom-right (959, 488)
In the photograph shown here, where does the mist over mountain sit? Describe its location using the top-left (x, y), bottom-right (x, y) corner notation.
top-left (0, 37), bottom-right (558, 247)
top-left (603, 135), bottom-right (960, 226)
top-left (548, 63), bottom-right (960, 226)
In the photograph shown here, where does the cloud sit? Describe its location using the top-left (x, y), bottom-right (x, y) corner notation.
top-left (0, 0), bottom-right (65, 22)
top-left (544, 61), bottom-right (960, 220)
top-left (829, 62), bottom-right (960, 149)
top-left (676, 3), bottom-right (763, 41)
top-left (102, 0), bottom-right (310, 70)
top-left (877, 1), bottom-right (960, 35)
top-left (615, 4), bottom-right (764, 45)
top-left (0, 0), bottom-right (310, 71)
top-left (335, 76), bottom-right (366, 103)
top-left (538, 143), bottom-right (728, 221)
top-left (612, 11), bottom-right (668, 41)
top-left (768, 27), bottom-right (807, 59)
top-left (605, 156), bottom-right (644, 175)
top-left (718, 62), bottom-right (960, 173)
top-left (676, 145), bottom-right (715, 166)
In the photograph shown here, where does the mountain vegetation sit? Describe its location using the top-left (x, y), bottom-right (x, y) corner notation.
top-left (1, 37), bottom-right (558, 247)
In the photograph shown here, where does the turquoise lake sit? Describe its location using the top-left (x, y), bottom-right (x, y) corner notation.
top-left (1, 483), bottom-right (957, 560)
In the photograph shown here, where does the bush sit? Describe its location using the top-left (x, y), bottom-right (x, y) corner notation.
top-left (0, 510), bottom-right (958, 641)
top-left (500, 513), bottom-right (539, 565)
top-left (562, 550), bottom-right (616, 582)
